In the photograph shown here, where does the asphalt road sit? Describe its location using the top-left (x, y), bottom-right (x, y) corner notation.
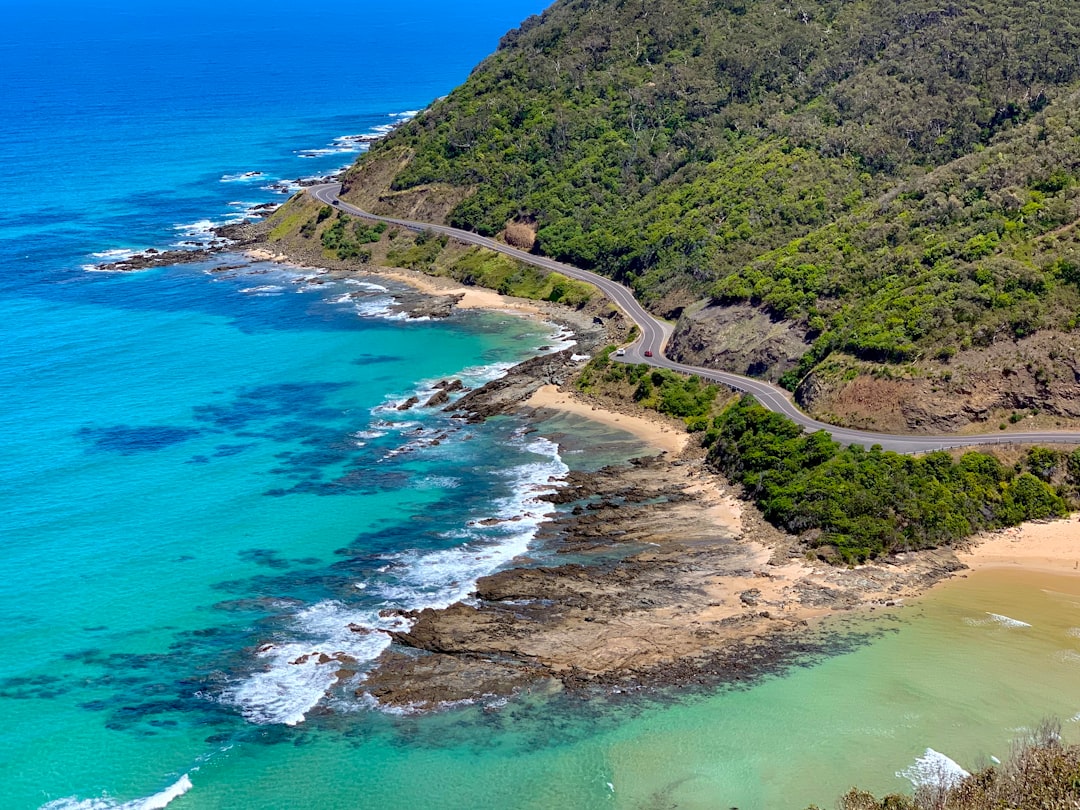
top-left (310, 182), bottom-right (1080, 453)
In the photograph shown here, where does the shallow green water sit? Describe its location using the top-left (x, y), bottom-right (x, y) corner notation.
top-left (75, 568), bottom-right (1080, 810)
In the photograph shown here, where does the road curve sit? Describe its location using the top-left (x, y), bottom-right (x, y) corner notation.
top-left (310, 182), bottom-right (1080, 454)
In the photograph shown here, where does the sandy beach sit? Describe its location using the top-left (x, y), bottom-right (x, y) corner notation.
top-left (375, 268), bottom-right (547, 315)
top-left (958, 514), bottom-right (1080, 575)
top-left (523, 384), bottom-right (689, 455)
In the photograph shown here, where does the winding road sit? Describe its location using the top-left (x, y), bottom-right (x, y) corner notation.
top-left (311, 182), bottom-right (1080, 454)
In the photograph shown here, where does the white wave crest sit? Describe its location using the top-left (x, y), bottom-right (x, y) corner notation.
top-left (375, 435), bottom-right (566, 610)
top-left (342, 279), bottom-right (389, 292)
top-left (220, 171), bottom-right (265, 183)
top-left (221, 601), bottom-right (401, 726)
top-left (964, 612), bottom-right (1033, 629)
top-left (987, 612), bottom-right (1032, 628)
top-left (40, 774), bottom-right (192, 810)
top-left (898, 748), bottom-right (969, 789)
top-left (354, 297), bottom-right (408, 321)
top-left (90, 248), bottom-right (139, 260)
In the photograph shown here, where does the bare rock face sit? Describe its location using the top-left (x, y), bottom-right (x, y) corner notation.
top-left (667, 301), bottom-right (811, 382)
top-left (796, 331), bottom-right (1080, 433)
top-left (424, 389), bottom-right (450, 407)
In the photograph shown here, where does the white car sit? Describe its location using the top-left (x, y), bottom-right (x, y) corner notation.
top-left (614, 348), bottom-right (626, 356)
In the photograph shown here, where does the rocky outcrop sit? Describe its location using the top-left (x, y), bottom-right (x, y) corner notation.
top-left (357, 453), bottom-right (962, 712)
top-left (449, 349), bottom-right (582, 422)
top-left (667, 301), bottom-right (811, 382)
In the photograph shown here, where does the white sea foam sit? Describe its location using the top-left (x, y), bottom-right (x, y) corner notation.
top-left (239, 285), bottom-right (284, 296)
top-left (83, 248), bottom-right (145, 272)
top-left (39, 774), bottom-right (193, 810)
top-left (352, 429), bottom-right (387, 441)
top-left (90, 248), bottom-right (140, 260)
top-left (371, 359), bottom-right (516, 423)
top-left (986, 612), bottom-right (1032, 628)
top-left (897, 748), bottom-right (970, 789)
top-left (221, 601), bottom-right (402, 726)
top-left (342, 279), bottom-right (389, 292)
top-left (226, 200), bottom-right (277, 220)
top-left (964, 612), bottom-right (1033, 629)
top-left (1066, 627), bottom-right (1080, 639)
top-left (170, 219), bottom-right (233, 249)
top-left (220, 171), bottom-right (265, 183)
top-left (228, 427), bottom-right (568, 724)
top-left (375, 435), bottom-right (566, 610)
top-left (351, 297), bottom-right (405, 321)
top-left (296, 110), bottom-right (419, 158)
top-left (170, 208), bottom-right (254, 247)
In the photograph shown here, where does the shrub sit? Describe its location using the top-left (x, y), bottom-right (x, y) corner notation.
top-left (705, 396), bottom-right (1068, 561)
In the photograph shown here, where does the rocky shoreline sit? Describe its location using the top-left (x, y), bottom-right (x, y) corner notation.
top-left (95, 198), bottom-right (972, 715)
top-left (351, 346), bottom-right (966, 713)
top-left (355, 436), bottom-right (964, 711)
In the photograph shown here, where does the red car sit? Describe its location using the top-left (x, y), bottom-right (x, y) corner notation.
top-left (644, 350), bottom-right (653, 357)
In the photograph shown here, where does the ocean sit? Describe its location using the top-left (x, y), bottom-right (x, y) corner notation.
top-left (2, 2), bottom-right (1080, 809)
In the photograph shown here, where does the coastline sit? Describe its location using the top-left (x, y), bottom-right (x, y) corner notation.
top-left (222, 209), bottom-right (989, 711)
top-left (523, 384), bottom-right (689, 455)
top-left (957, 514), bottom-right (1080, 575)
top-left (219, 204), bottom-right (1076, 714)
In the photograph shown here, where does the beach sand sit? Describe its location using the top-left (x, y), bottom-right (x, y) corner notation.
top-left (376, 269), bottom-right (546, 315)
top-left (958, 514), bottom-right (1080, 575)
top-left (523, 384), bottom-right (689, 455)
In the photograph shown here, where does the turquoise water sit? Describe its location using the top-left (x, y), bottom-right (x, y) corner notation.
top-left (4, 2), bottom-right (1080, 808)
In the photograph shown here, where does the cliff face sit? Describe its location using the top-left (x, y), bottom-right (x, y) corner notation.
top-left (795, 333), bottom-right (1080, 434)
top-left (339, 0), bottom-right (1080, 425)
top-left (667, 301), bottom-right (811, 383)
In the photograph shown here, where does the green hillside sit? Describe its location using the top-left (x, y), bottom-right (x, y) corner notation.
top-left (342, 0), bottom-right (1080, 401)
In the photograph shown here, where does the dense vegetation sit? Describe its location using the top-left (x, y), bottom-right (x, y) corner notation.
top-left (821, 722), bottom-right (1080, 810)
top-left (316, 210), bottom-right (387, 261)
top-left (345, 0), bottom-right (1080, 381)
top-left (575, 351), bottom-right (1076, 561)
top-left (577, 348), bottom-right (724, 426)
top-left (705, 396), bottom-right (1073, 561)
top-left (714, 98), bottom-right (1080, 383)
